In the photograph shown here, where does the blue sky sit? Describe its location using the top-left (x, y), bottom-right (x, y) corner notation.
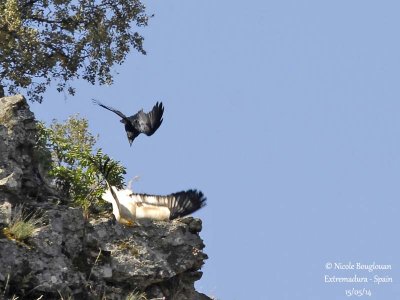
top-left (31, 0), bottom-right (400, 299)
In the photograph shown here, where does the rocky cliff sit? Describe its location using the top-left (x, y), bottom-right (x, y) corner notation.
top-left (0, 95), bottom-right (210, 300)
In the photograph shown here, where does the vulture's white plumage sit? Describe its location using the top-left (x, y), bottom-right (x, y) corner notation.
top-left (102, 186), bottom-right (206, 225)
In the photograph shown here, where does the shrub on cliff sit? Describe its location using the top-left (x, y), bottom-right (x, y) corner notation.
top-left (4, 205), bottom-right (44, 242)
top-left (36, 115), bottom-right (126, 215)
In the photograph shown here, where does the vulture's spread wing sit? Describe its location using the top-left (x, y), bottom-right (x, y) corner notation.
top-left (134, 189), bottom-right (206, 220)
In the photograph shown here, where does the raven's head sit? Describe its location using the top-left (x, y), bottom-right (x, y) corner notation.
top-left (127, 131), bottom-right (139, 146)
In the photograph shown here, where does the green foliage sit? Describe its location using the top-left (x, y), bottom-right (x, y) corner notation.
top-left (4, 205), bottom-right (44, 241)
top-left (0, 0), bottom-right (150, 102)
top-left (37, 115), bottom-right (126, 214)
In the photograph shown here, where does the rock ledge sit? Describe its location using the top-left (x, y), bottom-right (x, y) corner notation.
top-left (0, 95), bottom-right (209, 300)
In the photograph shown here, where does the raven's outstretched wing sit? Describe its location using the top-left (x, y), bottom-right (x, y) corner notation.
top-left (134, 102), bottom-right (164, 136)
top-left (92, 99), bottom-right (128, 120)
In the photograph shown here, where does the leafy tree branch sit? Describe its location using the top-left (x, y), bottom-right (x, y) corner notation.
top-left (0, 0), bottom-right (151, 102)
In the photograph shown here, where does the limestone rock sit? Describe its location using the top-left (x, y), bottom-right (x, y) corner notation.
top-left (0, 95), bottom-right (54, 203)
top-left (0, 201), bottom-right (11, 226)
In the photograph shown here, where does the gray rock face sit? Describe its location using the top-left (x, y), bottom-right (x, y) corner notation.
top-left (0, 95), bottom-right (54, 203)
top-left (0, 201), bottom-right (11, 226)
top-left (0, 95), bottom-right (210, 300)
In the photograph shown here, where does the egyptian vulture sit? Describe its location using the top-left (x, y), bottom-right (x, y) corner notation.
top-left (102, 186), bottom-right (206, 225)
top-left (92, 99), bottom-right (164, 146)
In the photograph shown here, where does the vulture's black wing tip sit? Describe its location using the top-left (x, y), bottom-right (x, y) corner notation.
top-left (155, 101), bottom-right (164, 111)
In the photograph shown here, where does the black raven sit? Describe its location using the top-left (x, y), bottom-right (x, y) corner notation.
top-left (93, 99), bottom-right (164, 146)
